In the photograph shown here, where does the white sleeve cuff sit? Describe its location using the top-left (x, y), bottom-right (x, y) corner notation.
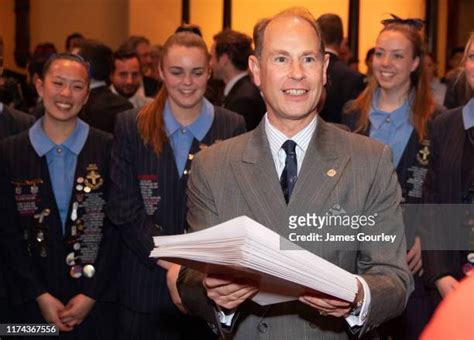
top-left (345, 275), bottom-right (371, 327)
top-left (216, 307), bottom-right (236, 327)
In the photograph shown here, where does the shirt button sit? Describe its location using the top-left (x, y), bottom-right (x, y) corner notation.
top-left (385, 117), bottom-right (391, 123)
top-left (56, 147), bottom-right (62, 154)
top-left (181, 129), bottom-right (186, 134)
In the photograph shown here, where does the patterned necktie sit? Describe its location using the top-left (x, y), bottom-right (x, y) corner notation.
top-left (280, 140), bottom-right (298, 204)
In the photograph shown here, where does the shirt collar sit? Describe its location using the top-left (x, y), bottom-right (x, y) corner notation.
top-left (462, 98), bottom-right (474, 130)
top-left (164, 98), bottom-right (215, 141)
top-left (224, 72), bottom-right (248, 96)
top-left (369, 88), bottom-right (412, 129)
top-left (29, 117), bottom-right (90, 157)
top-left (325, 47), bottom-right (339, 57)
top-left (90, 79), bottom-right (107, 89)
top-left (265, 113), bottom-right (317, 156)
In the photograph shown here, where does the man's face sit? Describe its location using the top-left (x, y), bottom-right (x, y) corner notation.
top-left (110, 57), bottom-right (141, 98)
top-left (449, 51), bottom-right (463, 70)
top-left (136, 42), bottom-right (153, 72)
top-left (209, 42), bottom-right (224, 80)
top-left (249, 16), bottom-right (328, 132)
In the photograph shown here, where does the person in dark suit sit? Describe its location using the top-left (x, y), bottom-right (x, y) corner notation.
top-left (0, 34), bottom-right (36, 324)
top-left (76, 39), bottom-right (133, 134)
top-left (316, 14), bottom-right (365, 123)
top-left (343, 18), bottom-right (439, 340)
top-left (0, 53), bottom-right (118, 338)
top-left (173, 8), bottom-right (412, 340)
top-left (0, 105), bottom-right (35, 139)
top-left (0, 104), bottom-right (35, 323)
top-left (119, 36), bottom-right (161, 97)
top-left (210, 29), bottom-right (266, 130)
top-left (423, 32), bottom-right (474, 302)
top-left (106, 32), bottom-right (246, 340)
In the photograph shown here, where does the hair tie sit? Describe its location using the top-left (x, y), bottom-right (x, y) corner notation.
top-left (381, 14), bottom-right (425, 31)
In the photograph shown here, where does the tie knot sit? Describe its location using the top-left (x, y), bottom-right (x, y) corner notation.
top-left (282, 140), bottom-right (297, 156)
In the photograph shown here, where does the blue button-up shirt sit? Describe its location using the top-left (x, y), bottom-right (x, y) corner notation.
top-left (29, 118), bottom-right (89, 231)
top-left (462, 98), bottom-right (474, 130)
top-left (164, 98), bottom-right (214, 177)
top-left (369, 89), bottom-right (414, 167)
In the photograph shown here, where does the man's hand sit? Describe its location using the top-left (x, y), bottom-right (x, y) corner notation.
top-left (435, 275), bottom-right (460, 298)
top-left (166, 263), bottom-right (187, 314)
top-left (299, 278), bottom-right (364, 318)
top-left (407, 236), bottom-right (423, 275)
top-left (203, 273), bottom-right (259, 310)
top-left (59, 294), bottom-right (96, 327)
top-left (36, 293), bottom-right (73, 332)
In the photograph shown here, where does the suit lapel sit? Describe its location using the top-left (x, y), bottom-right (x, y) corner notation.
top-left (224, 76), bottom-right (247, 107)
top-left (230, 122), bottom-right (288, 232)
top-left (291, 119), bottom-right (350, 215)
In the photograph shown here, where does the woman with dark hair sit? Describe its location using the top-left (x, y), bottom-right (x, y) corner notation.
top-left (343, 16), bottom-right (440, 339)
top-left (422, 32), bottom-right (474, 302)
top-left (0, 53), bottom-right (118, 338)
top-left (106, 31), bottom-right (245, 339)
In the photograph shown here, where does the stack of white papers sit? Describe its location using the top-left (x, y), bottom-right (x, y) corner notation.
top-left (150, 216), bottom-right (358, 305)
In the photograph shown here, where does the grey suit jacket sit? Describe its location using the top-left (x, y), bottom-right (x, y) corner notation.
top-left (178, 118), bottom-right (413, 339)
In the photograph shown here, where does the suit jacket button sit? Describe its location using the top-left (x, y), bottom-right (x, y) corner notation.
top-left (257, 322), bottom-right (269, 333)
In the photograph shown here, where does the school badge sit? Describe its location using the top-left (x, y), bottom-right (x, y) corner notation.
top-left (84, 164), bottom-right (104, 190)
top-left (416, 140), bottom-right (430, 166)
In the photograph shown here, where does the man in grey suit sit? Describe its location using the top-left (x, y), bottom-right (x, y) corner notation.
top-left (175, 8), bottom-right (412, 339)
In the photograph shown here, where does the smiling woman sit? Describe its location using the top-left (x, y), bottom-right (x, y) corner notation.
top-left (105, 31), bottom-right (246, 339)
top-left (36, 56), bottom-right (90, 137)
top-left (0, 52), bottom-right (119, 338)
top-left (342, 18), bottom-right (440, 340)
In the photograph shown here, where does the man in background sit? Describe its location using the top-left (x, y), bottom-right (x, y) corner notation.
top-left (210, 30), bottom-right (266, 130)
top-left (76, 39), bottom-right (133, 133)
top-left (119, 36), bottom-right (161, 97)
top-left (316, 14), bottom-right (365, 123)
top-left (110, 50), bottom-right (152, 109)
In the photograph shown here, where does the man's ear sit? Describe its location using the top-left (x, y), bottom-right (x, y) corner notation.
top-left (219, 53), bottom-right (230, 66)
top-left (322, 53), bottom-right (330, 86)
top-left (248, 55), bottom-right (261, 87)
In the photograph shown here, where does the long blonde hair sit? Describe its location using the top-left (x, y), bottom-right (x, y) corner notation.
top-left (137, 32), bottom-right (209, 155)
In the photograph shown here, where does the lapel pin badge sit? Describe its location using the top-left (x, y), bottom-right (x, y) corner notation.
top-left (327, 169), bottom-right (337, 177)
